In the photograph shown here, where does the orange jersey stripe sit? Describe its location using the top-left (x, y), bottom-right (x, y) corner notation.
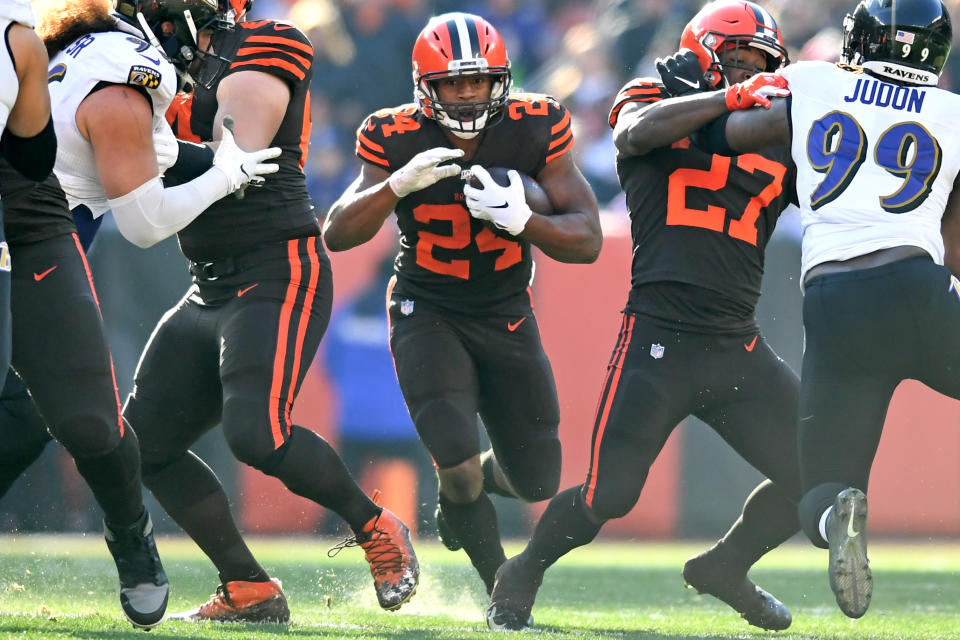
top-left (236, 46), bottom-right (311, 68)
top-left (231, 58), bottom-right (306, 80)
top-left (283, 240), bottom-right (320, 422)
top-left (551, 110), bottom-right (571, 135)
top-left (299, 91), bottom-right (310, 170)
top-left (269, 239), bottom-right (303, 448)
top-left (624, 86), bottom-right (661, 96)
top-left (545, 134), bottom-right (574, 163)
top-left (357, 131), bottom-right (385, 153)
top-left (72, 233), bottom-right (123, 432)
top-left (584, 314), bottom-right (635, 507)
top-left (356, 143), bottom-right (389, 167)
top-left (245, 34), bottom-right (314, 55)
top-left (549, 126), bottom-right (573, 150)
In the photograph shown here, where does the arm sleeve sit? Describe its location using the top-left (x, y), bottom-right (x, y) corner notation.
top-left (107, 167), bottom-right (230, 248)
top-left (0, 117), bottom-right (56, 181)
top-left (690, 112), bottom-right (736, 156)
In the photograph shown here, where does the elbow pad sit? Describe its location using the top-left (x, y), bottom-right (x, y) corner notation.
top-left (0, 117), bottom-right (56, 181)
top-left (691, 112), bottom-right (736, 156)
top-left (108, 168), bottom-right (231, 248)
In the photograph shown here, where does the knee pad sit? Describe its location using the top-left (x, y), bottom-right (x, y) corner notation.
top-left (438, 460), bottom-right (484, 503)
top-left (798, 482), bottom-right (850, 549)
top-left (49, 412), bottom-right (121, 459)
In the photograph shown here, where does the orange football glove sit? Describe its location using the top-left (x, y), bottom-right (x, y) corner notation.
top-left (724, 73), bottom-right (790, 110)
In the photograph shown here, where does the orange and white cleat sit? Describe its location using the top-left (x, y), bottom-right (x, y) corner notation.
top-left (169, 577), bottom-right (289, 623)
top-left (329, 490), bottom-right (420, 610)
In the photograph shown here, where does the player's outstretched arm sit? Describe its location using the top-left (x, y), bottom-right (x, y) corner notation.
top-left (324, 147), bottom-right (464, 251)
top-left (1, 23), bottom-right (55, 181)
top-left (941, 174), bottom-right (960, 278)
top-left (464, 153), bottom-right (601, 264)
top-left (80, 85), bottom-right (279, 248)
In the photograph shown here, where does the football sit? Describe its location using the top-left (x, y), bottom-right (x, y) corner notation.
top-left (464, 166), bottom-right (553, 215)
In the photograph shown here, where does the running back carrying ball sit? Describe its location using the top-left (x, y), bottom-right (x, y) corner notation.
top-left (463, 166), bottom-right (553, 224)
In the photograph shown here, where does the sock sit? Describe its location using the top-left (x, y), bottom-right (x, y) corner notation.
top-left (439, 492), bottom-right (506, 593)
top-left (74, 425), bottom-right (143, 527)
top-left (144, 451), bottom-right (269, 584)
top-left (524, 486), bottom-right (603, 572)
top-left (707, 480), bottom-right (800, 572)
top-left (818, 506), bottom-right (833, 544)
top-left (270, 425), bottom-right (380, 534)
top-left (481, 449), bottom-right (518, 498)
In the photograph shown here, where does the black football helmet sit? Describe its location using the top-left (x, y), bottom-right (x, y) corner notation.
top-left (841, 0), bottom-right (952, 86)
top-left (113, 0), bottom-right (252, 88)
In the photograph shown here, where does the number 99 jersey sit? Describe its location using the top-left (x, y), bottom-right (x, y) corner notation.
top-left (355, 94), bottom-right (573, 314)
top-left (780, 61), bottom-right (960, 280)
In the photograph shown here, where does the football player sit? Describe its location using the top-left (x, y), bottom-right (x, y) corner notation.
top-left (691, 0), bottom-right (960, 620)
top-left (0, 0), bottom-right (55, 376)
top-left (117, 0), bottom-right (419, 621)
top-left (323, 12), bottom-right (601, 600)
top-left (487, 1), bottom-right (803, 631)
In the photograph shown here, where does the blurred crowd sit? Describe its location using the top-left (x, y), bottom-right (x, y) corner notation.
top-left (248, 0), bottom-right (960, 217)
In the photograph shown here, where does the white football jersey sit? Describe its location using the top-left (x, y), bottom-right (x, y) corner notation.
top-left (780, 61), bottom-right (960, 279)
top-left (48, 30), bottom-right (177, 216)
top-left (0, 19), bottom-right (19, 136)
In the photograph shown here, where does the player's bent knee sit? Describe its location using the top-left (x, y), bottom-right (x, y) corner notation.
top-left (438, 460), bottom-right (484, 503)
top-left (49, 412), bottom-right (120, 459)
top-left (500, 437), bottom-right (561, 502)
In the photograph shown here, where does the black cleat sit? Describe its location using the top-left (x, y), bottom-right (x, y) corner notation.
top-left (435, 504), bottom-right (461, 552)
top-left (827, 488), bottom-right (872, 618)
top-left (104, 510), bottom-right (169, 629)
top-left (683, 551), bottom-right (791, 631)
top-left (486, 555), bottom-right (541, 632)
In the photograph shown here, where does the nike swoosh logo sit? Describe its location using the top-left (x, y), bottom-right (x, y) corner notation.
top-left (847, 508), bottom-right (859, 538)
top-left (237, 283), bottom-right (259, 297)
top-left (674, 76), bottom-right (700, 89)
top-left (140, 53), bottom-right (162, 65)
top-left (34, 266), bottom-right (57, 281)
top-left (507, 317), bottom-right (526, 332)
top-left (744, 335), bottom-right (758, 352)
top-left (491, 202), bottom-right (510, 209)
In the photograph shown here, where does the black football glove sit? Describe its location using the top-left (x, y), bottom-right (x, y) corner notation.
top-left (655, 49), bottom-right (707, 97)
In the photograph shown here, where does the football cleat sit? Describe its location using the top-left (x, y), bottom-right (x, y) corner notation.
top-left (683, 551), bottom-right (791, 631)
top-left (827, 487), bottom-right (872, 618)
top-left (486, 555), bottom-right (542, 632)
top-left (169, 578), bottom-right (290, 623)
top-left (435, 504), bottom-right (462, 551)
top-left (103, 510), bottom-right (169, 629)
top-left (329, 490), bottom-right (419, 610)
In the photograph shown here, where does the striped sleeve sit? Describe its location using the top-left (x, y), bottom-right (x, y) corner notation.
top-left (545, 100), bottom-right (574, 164)
top-left (229, 22), bottom-right (313, 85)
top-left (355, 115), bottom-right (391, 170)
top-left (608, 78), bottom-right (668, 128)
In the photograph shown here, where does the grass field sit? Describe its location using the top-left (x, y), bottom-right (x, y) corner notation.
top-left (0, 535), bottom-right (958, 639)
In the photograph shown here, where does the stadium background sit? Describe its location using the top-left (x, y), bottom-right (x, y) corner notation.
top-left (5, 0), bottom-right (960, 541)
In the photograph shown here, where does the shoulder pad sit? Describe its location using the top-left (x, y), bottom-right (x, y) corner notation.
top-left (609, 77), bottom-right (667, 128)
top-left (229, 20), bottom-right (313, 84)
top-left (356, 105), bottom-right (422, 170)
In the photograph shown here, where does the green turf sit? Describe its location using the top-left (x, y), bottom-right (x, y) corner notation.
top-left (0, 535), bottom-right (958, 639)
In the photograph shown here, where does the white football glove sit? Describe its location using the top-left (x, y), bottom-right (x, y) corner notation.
top-left (463, 165), bottom-right (533, 236)
top-left (388, 147), bottom-right (464, 198)
top-left (153, 122), bottom-right (180, 173)
top-left (213, 115), bottom-right (282, 194)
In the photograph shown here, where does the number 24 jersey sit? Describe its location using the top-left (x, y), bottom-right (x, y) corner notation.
top-left (781, 61), bottom-right (960, 279)
top-left (355, 95), bottom-right (573, 314)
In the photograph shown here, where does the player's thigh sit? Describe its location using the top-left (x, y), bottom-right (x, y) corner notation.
top-left (218, 267), bottom-right (333, 457)
top-left (911, 264), bottom-right (960, 398)
top-left (389, 305), bottom-right (480, 468)
top-left (124, 290), bottom-right (223, 462)
top-left (699, 339), bottom-right (802, 497)
top-left (583, 315), bottom-right (691, 519)
top-left (475, 315), bottom-right (559, 453)
top-left (9, 235), bottom-right (118, 430)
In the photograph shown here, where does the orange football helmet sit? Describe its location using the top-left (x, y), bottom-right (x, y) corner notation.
top-left (679, 0), bottom-right (788, 88)
top-left (412, 12), bottom-right (512, 138)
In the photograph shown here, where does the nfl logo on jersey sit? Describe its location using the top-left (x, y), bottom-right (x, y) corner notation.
top-left (400, 299), bottom-right (414, 316)
top-left (650, 343), bottom-right (664, 359)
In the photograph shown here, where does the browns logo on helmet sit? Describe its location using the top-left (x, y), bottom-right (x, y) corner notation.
top-left (412, 12), bottom-right (512, 139)
top-left (679, 0), bottom-right (788, 89)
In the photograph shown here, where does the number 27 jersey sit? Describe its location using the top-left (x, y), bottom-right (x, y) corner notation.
top-left (355, 96), bottom-right (573, 313)
top-left (781, 61), bottom-right (960, 279)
